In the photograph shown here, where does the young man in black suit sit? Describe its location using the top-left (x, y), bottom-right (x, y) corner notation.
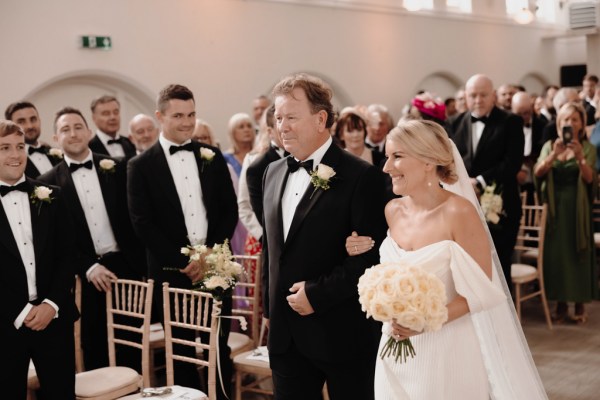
top-left (0, 120), bottom-right (77, 399)
top-left (89, 95), bottom-right (137, 160)
top-left (261, 74), bottom-right (387, 400)
top-left (128, 84), bottom-right (238, 398)
top-left (445, 73), bottom-right (524, 288)
top-left (39, 107), bottom-right (145, 371)
top-left (5, 101), bottom-right (62, 178)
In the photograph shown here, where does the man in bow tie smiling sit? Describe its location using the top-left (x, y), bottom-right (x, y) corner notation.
top-left (128, 84), bottom-right (237, 398)
top-left (261, 73), bottom-right (387, 400)
top-left (445, 73), bottom-right (524, 289)
top-left (39, 107), bottom-right (145, 371)
top-left (0, 120), bottom-right (77, 399)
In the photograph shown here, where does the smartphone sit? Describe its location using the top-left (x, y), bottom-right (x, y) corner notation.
top-left (562, 126), bottom-right (573, 144)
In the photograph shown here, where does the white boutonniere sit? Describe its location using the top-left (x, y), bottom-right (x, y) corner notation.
top-left (30, 185), bottom-right (53, 215)
top-left (48, 148), bottom-right (63, 159)
top-left (200, 148), bottom-right (215, 172)
top-left (479, 182), bottom-right (505, 227)
top-left (99, 159), bottom-right (116, 174)
top-left (309, 163), bottom-right (336, 198)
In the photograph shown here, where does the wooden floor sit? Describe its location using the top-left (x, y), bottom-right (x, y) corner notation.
top-left (521, 298), bottom-right (600, 400)
top-left (242, 299), bottom-right (600, 400)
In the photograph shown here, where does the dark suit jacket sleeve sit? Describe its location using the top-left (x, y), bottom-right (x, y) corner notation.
top-left (205, 148), bottom-right (238, 246)
top-left (304, 166), bottom-right (387, 314)
top-left (246, 162), bottom-right (265, 226)
top-left (480, 114), bottom-right (524, 185)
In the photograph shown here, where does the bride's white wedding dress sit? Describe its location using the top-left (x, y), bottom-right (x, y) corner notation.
top-left (375, 235), bottom-right (506, 400)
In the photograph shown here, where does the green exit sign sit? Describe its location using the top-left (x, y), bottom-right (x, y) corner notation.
top-left (81, 36), bottom-right (112, 50)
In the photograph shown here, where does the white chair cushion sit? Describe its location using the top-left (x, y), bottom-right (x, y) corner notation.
top-left (118, 385), bottom-right (207, 399)
top-left (228, 332), bottom-right (252, 352)
top-left (511, 263), bottom-right (537, 280)
top-left (76, 366), bottom-right (140, 398)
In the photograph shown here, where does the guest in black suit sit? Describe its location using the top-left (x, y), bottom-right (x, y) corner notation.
top-left (262, 73), bottom-right (387, 400)
top-left (582, 74), bottom-right (598, 127)
top-left (39, 107), bottom-right (145, 371)
top-left (128, 113), bottom-right (159, 155)
top-left (512, 91), bottom-right (545, 204)
top-left (128, 84), bottom-right (238, 398)
top-left (89, 95), bottom-right (136, 160)
top-left (0, 120), bottom-right (77, 400)
top-left (366, 103), bottom-right (394, 153)
top-left (5, 101), bottom-right (62, 177)
top-left (445, 74), bottom-right (524, 288)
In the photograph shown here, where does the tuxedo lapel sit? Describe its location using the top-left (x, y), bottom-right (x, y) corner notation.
top-left (28, 178), bottom-right (49, 268)
top-left (0, 200), bottom-right (21, 260)
top-left (474, 108), bottom-right (498, 159)
top-left (271, 160), bottom-right (290, 248)
top-left (148, 143), bottom-right (184, 212)
top-left (55, 162), bottom-right (88, 230)
top-left (93, 155), bottom-right (119, 226)
top-left (193, 142), bottom-right (211, 209)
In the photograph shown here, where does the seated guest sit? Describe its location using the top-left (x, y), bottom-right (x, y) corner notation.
top-left (128, 113), bottom-right (159, 154)
top-left (89, 95), bottom-right (136, 160)
top-left (366, 103), bottom-right (394, 153)
top-left (334, 106), bottom-right (384, 166)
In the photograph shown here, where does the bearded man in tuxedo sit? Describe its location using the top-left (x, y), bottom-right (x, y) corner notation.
top-left (261, 73), bottom-right (387, 400)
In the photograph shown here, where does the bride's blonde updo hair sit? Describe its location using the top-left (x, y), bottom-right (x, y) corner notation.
top-left (387, 119), bottom-right (458, 184)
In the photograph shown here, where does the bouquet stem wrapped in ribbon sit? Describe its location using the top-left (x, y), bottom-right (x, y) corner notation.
top-left (358, 262), bottom-right (448, 363)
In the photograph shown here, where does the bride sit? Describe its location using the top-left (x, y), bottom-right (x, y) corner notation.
top-left (348, 120), bottom-right (547, 399)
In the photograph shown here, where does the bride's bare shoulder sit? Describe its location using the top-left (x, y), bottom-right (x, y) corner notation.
top-left (385, 197), bottom-right (408, 219)
top-left (442, 193), bottom-right (479, 220)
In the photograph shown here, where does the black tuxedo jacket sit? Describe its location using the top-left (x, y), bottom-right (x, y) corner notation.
top-left (523, 115), bottom-right (546, 168)
top-left (261, 143), bottom-right (387, 362)
top-left (0, 178), bottom-right (77, 326)
top-left (25, 144), bottom-right (62, 178)
top-left (89, 135), bottom-right (137, 160)
top-left (127, 140), bottom-right (238, 289)
top-left (38, 154), bottom-right (145, 279)
top-left (446, 107), bottom-right (524, 223)
top-left (584, 99), bottom-right (596, 126)
top-left (246, 146), bottom-right (283, 226)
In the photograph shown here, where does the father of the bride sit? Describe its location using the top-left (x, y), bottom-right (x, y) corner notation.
top-left (261, 73), bottom-right (387, 400)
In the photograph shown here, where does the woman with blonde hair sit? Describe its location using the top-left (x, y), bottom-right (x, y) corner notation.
top-left (224, 113), bottom-right (255, 176)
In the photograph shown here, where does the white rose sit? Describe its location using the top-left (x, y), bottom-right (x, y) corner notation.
top-left (486, 212), bottom-right (500, 224)
top-left (200, 148), bottom-right (215, 160)
top-left (34, 186), bottom-right (53, 200)
top-left (48, 148), bottom-right (63, 158)
top-left (181, 247), bottom-right (191, 256)
top-left (395, 309), bottom-right (426, 332)
top-left (99, 159), bottom-right (116, 170)
top-left (204, 275), bottom-right (229, 290)
top-left (316, 164), bottom-right (335, 180)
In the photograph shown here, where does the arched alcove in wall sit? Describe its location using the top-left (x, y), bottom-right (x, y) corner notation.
top-left (413, 72), bottom-right (464, 102)
top-left (518, 72), bottom-right (550, 96)
top-left (24, 70), bottom-right (155, 144)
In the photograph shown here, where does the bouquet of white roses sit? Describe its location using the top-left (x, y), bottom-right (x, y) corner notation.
top-left (358, 262), bottom-right (448, 363)
top-left (479, 183), bottom-right (504, 225)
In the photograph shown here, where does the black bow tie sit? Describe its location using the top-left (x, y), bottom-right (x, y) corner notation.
top-left (106, 137), bottom-right (122, 145)
top-left (28, 146), bottom-right (47, 155)
top-left (169, 142), bottom-right (194, 155)
top-left (471, 115), bottom-right (488, 124)
top-left (0, 181), bottom-right (30, 197)
top-left (69, 160), bottom-right (93, 172)
top-left (287, 157), bottom-right (313, 173)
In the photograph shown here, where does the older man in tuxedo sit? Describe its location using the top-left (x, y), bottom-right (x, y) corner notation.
top-left (89, 95), bottom-right (137, 160)
top-left (39, 106), bottom-right (145, 371)
top-left (128, 84), bottom-right (238, 398)
top-left (446, 73), bottom-right (524, 288)
top-left (261, 73), bottom-right (387, 400)
top-left (5, 101), bottom-right (62, 178)
top-left (0, 120), bottom-right (77, 399)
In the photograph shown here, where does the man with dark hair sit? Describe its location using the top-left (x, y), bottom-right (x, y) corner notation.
top-left (5, 101), bottom-right (62, 177)
top-left (261, 73), bottom-right (386, 399)
top-left (0, 119), bottom-right (77, 399)
top-left (496, 83), bottom-right (517, 111)
top-left (128, 84), bottom-right (238, 398)
top-left (582, 74), bottom-right (598, 126)
top-left (39, 106), bottom-right (145, 371)
top-left (89, 95), bottom-right (136, 160)
top-left (252, 95), bottom-right (271, 129)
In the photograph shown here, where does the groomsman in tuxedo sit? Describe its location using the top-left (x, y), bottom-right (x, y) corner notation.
top-left (39, 107), bottom-right (145, 371)
top-left (246, 104), bottom-right (286, 225)
top-left (262, 74), bottom-right (387, 400)
top-left (446, 74), bottom-right (524, 288)
top-left (5, 101), bottom-right (62, 178)
top-left (128, 84), bottom-right (238, 398)
top-left (89, 95), bottom-right (137, 160)
top-left (366, 103), bottom-right (393, 153)
top-left (0, 120), bottom-right (77, 399)
top-left (582, 74), bottom-right (598, 126)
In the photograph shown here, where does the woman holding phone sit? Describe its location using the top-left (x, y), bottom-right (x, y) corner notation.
top-left (534, 101), bottom-right (598, 324)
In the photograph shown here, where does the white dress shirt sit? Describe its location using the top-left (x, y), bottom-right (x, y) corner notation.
top-left (471, 115), bottom-right (488, 188)
top-left (365, 137), bottom-right (385, 152)
top-left (523, 125), bottom-right (532, 157)
top-left (1, 177), bottom-right (58, 328)
top-left (96, 130), bottom-right (125, 159)
top-left (159, 134), bottom-right (208, 246)
top-left (282, 136), bottom-right (332, 241)
top-left (65, 153), bottom-right (119, 277)
top-left (26, 144), bottom-right (53, 175)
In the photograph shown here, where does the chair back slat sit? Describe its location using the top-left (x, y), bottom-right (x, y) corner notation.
top-left (231, 254), bottom-right (262, 346)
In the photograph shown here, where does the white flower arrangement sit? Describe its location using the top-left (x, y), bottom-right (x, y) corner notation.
top-left (30, 185), bottom-right (53, 215)
top-left (200, 148), bottom-right (215, 172)
top-left (309, 163), bottom-right (336, 198)
top-left (479, 183), bottom-right (504, 226)
top-left (99, 159), bottom-right (116, 173)
top-left (48, 148), bottom-right (63, 159)
top-left (358, 261), bottom-right (448, 363)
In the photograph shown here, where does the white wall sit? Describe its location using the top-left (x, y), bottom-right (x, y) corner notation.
top-left (0, 0), bottom-right (589, 145)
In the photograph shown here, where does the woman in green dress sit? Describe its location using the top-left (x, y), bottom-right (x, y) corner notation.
top-left (534, 101), bottom-right (598, 324)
